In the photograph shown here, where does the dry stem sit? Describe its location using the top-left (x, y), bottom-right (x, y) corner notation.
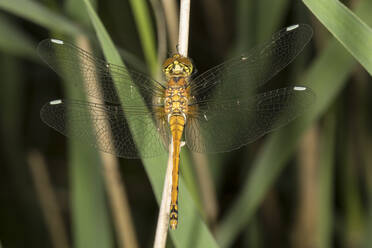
top-left (153, 0), bottom-right (191, 247)
top-left (28, 151), bottom-right (69, 248)
top-left (76, 36), bottom-right (139, 248)
top-left (178, 0), bottom-right (191, 57)
top-left (153, 144), bottom-right (174, 248)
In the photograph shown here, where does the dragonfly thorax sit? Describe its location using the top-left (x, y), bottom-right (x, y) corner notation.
top-left (164, 78), bottom-right (189, 122)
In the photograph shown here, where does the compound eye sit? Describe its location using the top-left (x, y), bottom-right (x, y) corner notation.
top-left (185, 65), bottom-right (192, 74)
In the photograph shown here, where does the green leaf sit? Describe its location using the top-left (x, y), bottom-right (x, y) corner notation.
top-left (82, 0), bottom-right (218, 247)
top-left (69, 142), bottom-right (114, 248)
top-left (303, 0), bottom-right (372, 76)
top-left (216, 0), bottom-right (372, 247)
top-left (0, 0), bottom-right (83, 36)
top-left (59, 37), bottom-right (114, 248)
top-left (53, 1), bottom-right (114, 248)
top-left (128, 0), bottom-right (158, 76)
top-left (65, 0), bottom-right (96, 27)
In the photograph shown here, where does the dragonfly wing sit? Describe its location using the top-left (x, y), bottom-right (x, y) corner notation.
top-left (40, 99), bottom-right (169, 158)
top-left (37, 39), bottom-right (165, 105)
top-left (185, 86), bottom-right (315, 153)
top-left (189, 24), bottom-right (313, 102)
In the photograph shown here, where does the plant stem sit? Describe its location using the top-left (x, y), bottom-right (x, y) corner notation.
top-left (178, 0), bottom-right (190, 56)
top-left (76, 35), bottom-right (139, 248)
top-left (153, 1), bottom-right (191, 247)
top-left (28, 151), bottom-right (69, 248)
top-left (154, 144), bottom-right (174, 248)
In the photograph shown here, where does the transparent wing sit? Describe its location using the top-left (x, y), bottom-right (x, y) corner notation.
top-left (189, 24), bottom-right (313, 103)
top-left (37, 39), bottom-right (165, 105)
top-left (40, 99), bottom-right (170, 158)
top-left (185, 86), bottom-right (315, 153)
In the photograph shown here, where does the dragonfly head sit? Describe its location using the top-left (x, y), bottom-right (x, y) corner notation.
top-left (162, 54), bottom-right (193, 78)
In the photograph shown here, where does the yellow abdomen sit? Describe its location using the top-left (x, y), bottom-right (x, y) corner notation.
top-left (168, 115), bottom-right (185, 229)
top-left (164, 77), bottom-right (189, 229)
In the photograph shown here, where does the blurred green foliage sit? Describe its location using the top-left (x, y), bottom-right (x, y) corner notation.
top-left (0, 0), bottom-right (371, 247)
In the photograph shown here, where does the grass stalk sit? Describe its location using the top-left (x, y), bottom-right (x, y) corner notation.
top-left (316, 110), bottom-right (336, 248)
top-left (153, 145), bottom-right (174, 248)
top-left (178, 0), bottom-right (190, 57)
top-left (28, 151), bottom-right (70, 248)
top-left (128, 0), bottom-right (158, 75)
top-left (292, 125), bottom-right (319, 247)
top-left (154, 1), bottom-right (191, 247)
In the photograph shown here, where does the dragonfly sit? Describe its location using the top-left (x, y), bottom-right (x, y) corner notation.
top-left (38, 24), bottom-right (314, 229)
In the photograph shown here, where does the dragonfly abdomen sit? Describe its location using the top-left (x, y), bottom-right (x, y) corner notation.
top-left (169, 115), bottom-right (185, 229)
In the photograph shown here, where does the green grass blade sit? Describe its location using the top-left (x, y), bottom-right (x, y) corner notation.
top-left (0, 0), bottom-right (83, 36)
top-left (82, 0), bottom-right (123, 65)
top-left (0, 14), bottom-right (38, 60)
top-left (303, 0), bottom-right (372, 76)
top-left (128, 0), bottom-right (158, 76)
top-left (63, 47), bottom-right (114, 248)
top-left (82, 1), bottom-right (218, 247)
top-left (216, 0), bottom-right (372, 246)
top-left (65, 0), bottom-right (95, 27)
top-left (69, 143), bottom-right (114, 248)
top-left (59, 1), bottom-right (114, 248)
